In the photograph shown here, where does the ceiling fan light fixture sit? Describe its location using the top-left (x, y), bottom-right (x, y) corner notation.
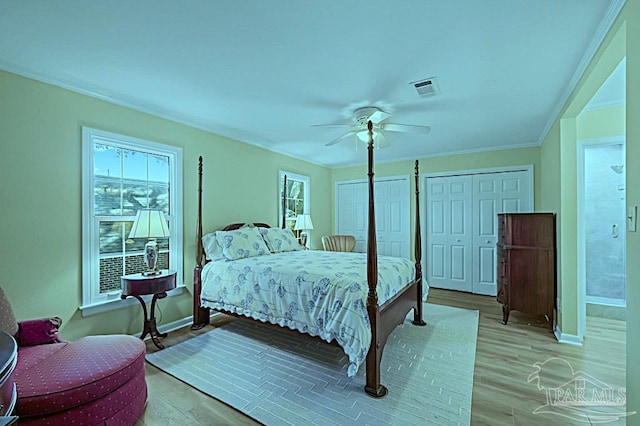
top-left (356, 130), bottom-right (370, 142)
top-left (355, 130), bottom-right (388, 149)
top-left (317, 105), bottom-right (429, 148)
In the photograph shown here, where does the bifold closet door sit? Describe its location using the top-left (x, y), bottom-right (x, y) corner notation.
top-left (472, 171), bottom-right (532, 295)
top-left (426, 170), bottom-right (532, 295)
top-left (426, 176), bottom-right (474, 292)
top-left (336, 178), bottom-right (410, 258)
top-left (337, 181), bottom-right (368, 253)
top-left (374, 179), bottom-right (410, 258)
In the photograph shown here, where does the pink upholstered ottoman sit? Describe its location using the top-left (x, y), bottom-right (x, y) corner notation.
top-left (15, 334), bottom-right (147, 425)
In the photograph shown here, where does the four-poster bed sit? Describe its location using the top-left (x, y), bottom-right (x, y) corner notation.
top-left (191, 121), bottom-right (426, 397)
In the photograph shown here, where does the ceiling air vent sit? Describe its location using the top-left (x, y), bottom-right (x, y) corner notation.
top-left (411, 77), bottom-right (439, 97)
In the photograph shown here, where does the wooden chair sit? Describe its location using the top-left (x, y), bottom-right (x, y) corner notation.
top-left (321, 235), bottom-right (356, 252)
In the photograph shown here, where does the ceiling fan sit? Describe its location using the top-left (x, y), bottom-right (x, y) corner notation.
top-left (312, 106), bottom-right (431, 148)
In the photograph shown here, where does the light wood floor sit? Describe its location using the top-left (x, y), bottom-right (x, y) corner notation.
top-left (135, 289), bottom-right (626, 425)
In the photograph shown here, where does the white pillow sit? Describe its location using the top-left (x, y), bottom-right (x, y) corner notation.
top-left (216, 227), bottom-right (270, 260)
top-left (258, 227), bottom-right (302, 253)
top-left (202, 232), bottom-right (225, 261)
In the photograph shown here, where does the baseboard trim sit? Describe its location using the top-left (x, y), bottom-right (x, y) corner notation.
top-left (554, 325), bottom-right (583, 345)
top-left (152, 311), bottom-right (222, 337)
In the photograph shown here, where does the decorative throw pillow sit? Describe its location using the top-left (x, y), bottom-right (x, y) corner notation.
top-left (15, 317), bottom-right (62, 346)
top-left (258, 227), bottom-right (303, 253)
top-left (202, 232), bottom-right (225, 261)
top-left (216, 227), bottom-right (270, 260)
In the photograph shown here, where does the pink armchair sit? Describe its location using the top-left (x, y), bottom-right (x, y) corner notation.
top-left (0, 287), bottom-right (147, 424)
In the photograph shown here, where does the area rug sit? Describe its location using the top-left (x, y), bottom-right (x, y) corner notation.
top-left (146, 303), bottom-right (478, 425)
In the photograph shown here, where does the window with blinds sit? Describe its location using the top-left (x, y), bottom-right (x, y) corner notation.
top-left (278, 170), bottom-right (310, 236)
top-left (82, 127), bottom-right (182, 309)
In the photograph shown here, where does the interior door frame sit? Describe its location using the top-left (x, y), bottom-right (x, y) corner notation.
top-left (577, 135), bottom-right (625, 342)
top-left (421, 164), bottom-right (534, 293)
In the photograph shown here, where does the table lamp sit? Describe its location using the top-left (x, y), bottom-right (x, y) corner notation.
top-left (129, 209), bottom-right (170, 276)
top-left (294, 214), bottom-right (314, 249)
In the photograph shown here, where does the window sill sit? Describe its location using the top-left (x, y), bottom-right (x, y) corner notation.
top-left (79, 285), bottom-right (186, 317)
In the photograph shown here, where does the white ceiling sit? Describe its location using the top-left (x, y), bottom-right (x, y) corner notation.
top-left (0, 1), bottom-right (625, 167)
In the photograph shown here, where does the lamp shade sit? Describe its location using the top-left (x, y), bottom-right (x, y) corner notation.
top-left (294, 214), bottom-right (314, 231)
top-left (128, 209), bottom-right (170, 239)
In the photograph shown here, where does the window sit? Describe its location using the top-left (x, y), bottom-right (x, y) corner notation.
top-left (82, 127), bottom-right (182, 311)
top-left (279, 170), bottom-right (310, 243)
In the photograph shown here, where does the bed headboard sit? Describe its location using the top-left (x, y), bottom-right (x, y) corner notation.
top-left (222, 222), bottom-right (271, 231)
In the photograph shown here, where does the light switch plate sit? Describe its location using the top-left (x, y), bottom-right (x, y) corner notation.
top-left (628, 206), bottom-right (637, 232)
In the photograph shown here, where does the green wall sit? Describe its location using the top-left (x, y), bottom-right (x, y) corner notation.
top-left (0, 70), bottom-right (331, 340)
top-left (624, 0), bottom-right (640, 419)
top-left (539, 1), bottom-right (638, 417)
top-left (577, 105), bottom-right (625, 140)
top-left (331, 147), bottom-right (541, 185)
top-left (331, 147), bottom-right (541, 257)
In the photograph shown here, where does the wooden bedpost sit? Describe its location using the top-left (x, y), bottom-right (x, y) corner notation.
top-left (364, 120), bottom-right (387, 398)
top-left (281, 175), bottom-right (287, 229)
top-left (191, 156), bottom-right (210, 330)
top-left (195, 156), bottom-right (204, 269)
top-left (413, 160), bottom-right (426, 326)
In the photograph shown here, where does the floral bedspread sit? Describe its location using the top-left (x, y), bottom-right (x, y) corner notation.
top-left (200, 250), bottom-right (416, 377)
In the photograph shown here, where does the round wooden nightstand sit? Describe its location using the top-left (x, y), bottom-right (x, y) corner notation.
top-left (0, 331), bottom-right (17, 419)
top-left (121, 269), bottom-right (177, 350)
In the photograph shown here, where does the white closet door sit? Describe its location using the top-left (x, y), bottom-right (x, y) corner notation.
top-left (337, 182), bottom-right (367, 253)
top-left (375, 180), bottom-right (410, 258)
top-left (426, 169), bottom-right (533, 295)
top-left (336, 178), bottom-right (409, 257)
top-left (472, 171), bottom-right (533, 295)
top-left (426, 176), bottom-right (473, 292)
top-left (472, 175), bottom-right (500, 296)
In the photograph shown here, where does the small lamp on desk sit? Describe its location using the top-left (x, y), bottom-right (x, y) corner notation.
top-left (294, 214), bottom-right (314, 249)
top-left (129, 209), bottom-right (170, 276)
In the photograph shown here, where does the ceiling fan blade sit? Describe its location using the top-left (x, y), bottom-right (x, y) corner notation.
top-left (325, 131), bottom-right (356, 146)
top-left (368, 110), bottom-right (391, 124)
top-left (311, 123), bottom-right (351, 128)
top-left (382, 123), bottom-right (432, 134)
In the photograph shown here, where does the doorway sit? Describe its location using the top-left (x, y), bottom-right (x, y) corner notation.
top-left (580, 140), bottom-right (627, 320)
top-left (577, 57), bottom-right (627, 330)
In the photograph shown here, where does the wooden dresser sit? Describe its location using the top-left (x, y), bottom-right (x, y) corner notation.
top-left (497, 213), bottom-right (557, 332)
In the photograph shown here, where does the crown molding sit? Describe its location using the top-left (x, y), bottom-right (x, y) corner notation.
top-left (536, 0), bottom-right (627, 145)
